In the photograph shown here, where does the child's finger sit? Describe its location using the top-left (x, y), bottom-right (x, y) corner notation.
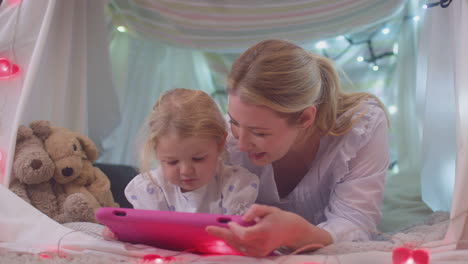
top-left (101, 227), bottom-right (117, 240)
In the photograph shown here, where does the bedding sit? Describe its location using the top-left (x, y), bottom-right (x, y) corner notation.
top-left (1, 211), bottom-right (461, 264)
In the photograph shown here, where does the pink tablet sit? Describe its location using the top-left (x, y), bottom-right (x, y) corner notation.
top-left (95, 207), bottom-right (254, 255)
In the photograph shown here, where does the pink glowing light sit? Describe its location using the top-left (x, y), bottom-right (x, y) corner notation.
top-left (6, 0), bottom-right (22, 5)
top-left (141, 254), bottom-right (176, 263)
top-left (0, 57), bottom-right (20, 79)
top-left (0, 150), bottom-right (5, 175)
top-left (392, 247), bottom-right (429, 264)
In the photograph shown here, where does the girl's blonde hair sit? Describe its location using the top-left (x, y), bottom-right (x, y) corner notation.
top-left (139, 88), bottom-right (227, 173)
top-left (227, 39), bottom-right (388, 137)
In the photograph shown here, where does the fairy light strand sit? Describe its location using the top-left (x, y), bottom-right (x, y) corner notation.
top-left (424, 0), bottom-right (453, 8)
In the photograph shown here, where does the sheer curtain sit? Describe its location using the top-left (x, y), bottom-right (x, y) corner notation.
top-left (0, 0), bottom-right (118, 249)
top-left (378, 0), bottom-right (433, 232)
top-left (0, 0), bottom-right (120, 185)
top-left (98, 33), bottom-right (216, 165)
top-left (101, 0), bottom-right (435, 232)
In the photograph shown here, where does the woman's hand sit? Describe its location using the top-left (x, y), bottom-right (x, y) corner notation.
top-left (206, 204), bottom-right (332, 257)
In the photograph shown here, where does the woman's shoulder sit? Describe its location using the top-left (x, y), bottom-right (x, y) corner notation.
top-left (323, 99), bottom-right (389, 177)
top-left (340, 98), bottom-right (388, 142)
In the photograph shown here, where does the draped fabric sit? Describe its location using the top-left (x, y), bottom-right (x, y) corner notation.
top-left (0, 0), bottom-right (120, 184)
top-left (436, 0), bottom-right (468, 249)
top-left (2, 0), bottom-right (468, 253)
top-left (99, 34), bottom-right (216, 165)
top-left (377, 0), bottom-right (433, 232)
top-left (109, 0), bottom-right (406, 53)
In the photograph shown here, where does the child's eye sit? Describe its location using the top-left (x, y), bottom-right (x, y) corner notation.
top-left (253, 132), bottom-right (269, 137)
top-left (192, 157), bottom-right (205, 162)
top-left (167, 160), bottom-right (179, 165)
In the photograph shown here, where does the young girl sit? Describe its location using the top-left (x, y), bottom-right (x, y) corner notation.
top-left (124, 88), bottom-right (259, 215)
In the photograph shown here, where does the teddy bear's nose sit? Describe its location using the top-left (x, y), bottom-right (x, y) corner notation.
top-left (62, 167), bottom-right (74, 177)
top-left (30, 159), bottom-right (42, 170)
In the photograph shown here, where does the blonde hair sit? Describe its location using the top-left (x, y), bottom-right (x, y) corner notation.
top-left (227, 39), bottom-right (388, 137)
top-left (139, 88), bottom-right (227, 173)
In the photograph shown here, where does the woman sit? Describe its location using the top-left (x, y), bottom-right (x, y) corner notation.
top-left (206, 39), bottom-right (390, 257)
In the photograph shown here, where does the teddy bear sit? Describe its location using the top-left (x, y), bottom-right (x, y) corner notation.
top-left (8, 125), bottom-right (94, 223)
top-left (30, 120), bottom-right (119, 222)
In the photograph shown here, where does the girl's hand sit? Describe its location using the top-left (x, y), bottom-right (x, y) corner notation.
top-left (101, 226), bottom-right (118, 241)
top-left (206, 204), bottom-right (329, 257)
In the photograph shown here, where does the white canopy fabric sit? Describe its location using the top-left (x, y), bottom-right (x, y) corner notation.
top-left (1, 0), bottom-right (468, 261)
top-left (109, 0), bottom-right (406, 53)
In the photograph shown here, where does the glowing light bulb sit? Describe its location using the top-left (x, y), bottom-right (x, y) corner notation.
top-left (154, 258), bottom-right (164, 264)
top-left (356, 56), bottom-right (364, 62)
top-left (315, 41), bottom-right (327, 49)
top-left (117, 26), bottom-right (127, 33)
top-left (336, 35), bottom-right (345, 41)
top-left (372, 65), bottom-right (379, 71)
top-left (392, 164), bottom-right (400, 174)
top-left (382, 28), bottom-right (390, 35)
top-left (388, 105), bottom-right (398, 115)
top-left (393, 43), bottom-right (399, 55)
top-left (405, 258), bottom-right (415, 264)
top-left (0, 150), bottom-right (4, 175)
top-left (423, 4), bottom-right (428, 9)
top-left (413, 16), bottom-right (420, 22)
top-left (0, 57), bottom-right (20, 79)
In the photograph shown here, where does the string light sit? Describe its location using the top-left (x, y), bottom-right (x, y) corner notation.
top-left (141, 254), bottom-right (176, 264)
top-left (424, 0), bottom-right (453, 8)
top-left (315, 41), bottom-right (327, 49)
top-left (314, 21), bottom-right (398, 72)
top-left (392, 247), bottom-right (429, 264)
top-left (0, 149), bottom-right (5, 177)
top-left (0, 57), bottom-right (20, 79)
top-left (388, 105), bottom-right (398, 115)
top-left (393, 43), bottom-right (399, 55)
top-left (117, 26), bottom-right (127, 33)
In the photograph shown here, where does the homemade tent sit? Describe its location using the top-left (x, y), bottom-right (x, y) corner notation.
top-left (1, 0), bottom-right (468, 263)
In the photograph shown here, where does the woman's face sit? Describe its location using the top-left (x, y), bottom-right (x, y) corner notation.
top-left (227, 95), bottom-right (301, 166)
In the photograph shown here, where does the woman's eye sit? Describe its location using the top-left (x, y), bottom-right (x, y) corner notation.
top-left (229, 120), bottom-right (239, 126)
top-left (192, 157), bottom-right (205, 162)
top-left (167, 160), bottom-right (178, 165)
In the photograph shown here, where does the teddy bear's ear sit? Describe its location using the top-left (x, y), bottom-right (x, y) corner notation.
top-left (30, 120), bottom-right (52, 141)
top-left (16, 125), bottom-right (33, 143)
top-left (76, 134), bottom-right (98, 162)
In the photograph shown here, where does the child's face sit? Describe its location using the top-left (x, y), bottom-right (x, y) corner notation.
top-left (156, 134), bottom-right (223, 192)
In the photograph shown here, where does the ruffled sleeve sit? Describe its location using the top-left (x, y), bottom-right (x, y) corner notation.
top-left (124, 170), bottom-right (170, 211)
top-left (220, 164), bottom-right (260, 215)
top-left (317, 101), bottom-right (390, 242)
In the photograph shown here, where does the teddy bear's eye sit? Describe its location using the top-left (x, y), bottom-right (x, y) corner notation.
top-left (73, 144), bottom-right (77, 151)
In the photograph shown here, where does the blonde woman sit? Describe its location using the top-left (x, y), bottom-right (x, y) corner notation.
top-left (206, 39), bottom-right (390, 257)
top-left (124, 88), bottom-right (259, 215)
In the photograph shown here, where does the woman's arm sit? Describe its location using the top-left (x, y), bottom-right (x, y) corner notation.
top-left (206, 204), bottom-right (332, 257)
top-left (318, 111), bottom-right (389, 242)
